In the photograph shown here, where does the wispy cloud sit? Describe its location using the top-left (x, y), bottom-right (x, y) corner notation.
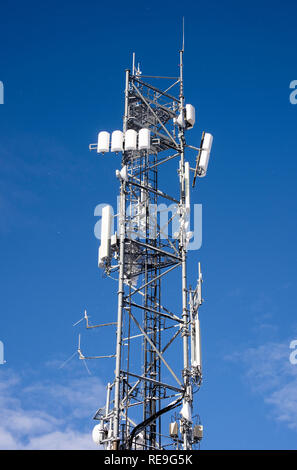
top-left (225, 340), bottom-right (297, 429)
top-left (0, 367), bottom-right (105, 449)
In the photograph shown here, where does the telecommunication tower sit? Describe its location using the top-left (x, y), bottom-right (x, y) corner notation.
top-left (88, 38), bottom-right (213, 450)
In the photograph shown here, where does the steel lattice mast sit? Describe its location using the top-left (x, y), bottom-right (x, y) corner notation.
top-left (88, 44), bottom-right (213, 450)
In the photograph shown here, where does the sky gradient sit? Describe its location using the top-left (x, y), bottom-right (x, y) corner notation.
top-left (0, 0), bottom-right (297, 449)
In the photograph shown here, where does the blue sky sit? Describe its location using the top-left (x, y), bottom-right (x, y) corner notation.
top-left (0, 0), bottom-right (297, 449)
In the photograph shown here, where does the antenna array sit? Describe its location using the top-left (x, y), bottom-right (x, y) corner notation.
top-left (88, 44), bottom-right (213, 450)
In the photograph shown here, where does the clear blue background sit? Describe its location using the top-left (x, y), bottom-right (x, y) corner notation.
top-left (0, 0), bottom-right (297, 449)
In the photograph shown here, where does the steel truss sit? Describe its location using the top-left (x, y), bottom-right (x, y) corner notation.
top-left (90, 49), bottom-right (206, 450)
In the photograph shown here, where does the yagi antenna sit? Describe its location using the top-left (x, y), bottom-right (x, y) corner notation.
top-left (77, 334), bottom-right (92, 375)
top-left (73, 309), bottom-right (116, 329)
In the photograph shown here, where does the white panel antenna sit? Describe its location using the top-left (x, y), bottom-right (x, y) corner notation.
top-left (98, 205), bottom-right (112, 266)
top-left (184, 161), bottom-right (190, 213)
top-left (138, 128), bottom-right (151, 151)
top-left (185, 104), bottom-right (195, 128)
top-left (97, 131), bottom-right (110, 154)
top-left (198, 133), bottom-right (213, 177)
top-left (111, 130), bottom-right (124, 153)
top-left (124, 129), bottom-right (137, 151)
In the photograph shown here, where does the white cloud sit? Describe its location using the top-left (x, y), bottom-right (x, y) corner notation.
top-left (265, 381), bottom-right (297, 429)
top-left (21, 429), bottom-right (96, 450)
top-left (23, 376), bottom-right (106, 419)
top-left (226, 341), bottom-right (297, 429)
top-left (0, 367), bottom-right (105, 449)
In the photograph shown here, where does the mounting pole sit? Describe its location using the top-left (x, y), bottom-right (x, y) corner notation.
top-left (113, 69), bottom-right (130, 449)
top-left (179, 45), bottom-right (192, 451)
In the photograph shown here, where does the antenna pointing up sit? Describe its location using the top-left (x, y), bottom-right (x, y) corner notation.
top-left (179, 17), bottom-right (185, 105)
top-left (132, 52), bottom-right (135, 76)
top-left (182, 16), bottom-right (185, 52)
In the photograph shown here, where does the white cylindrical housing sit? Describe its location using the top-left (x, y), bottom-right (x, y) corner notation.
top-left (99, 205), bottom-right (112, 264)
top-left (92, 423), bottom-right (104, 445)
top-left (202, 132), bottom-right (213, 153)
top-left (198, 149), bottom-right (210, 178)
top-left (98, 245), bottom-right (104, 268)
top-left (97, 131), bottom-right (110, 153)
top-left (181, 401), bottom-right (192, 422)
top-left (176, 111), bottom-right (185, 128)
top-left (124, 129), bottom-right (137, 151)
top-left (111, 130), bottom-right (123, 153)
top-left (110, 233), bottom-right (117, 247)
top-left (135, 432), bottom-right (145, 450)
top-left (138, 128), bottom-right (151, 150)
top-left (186, 104), bottom-right (195, 127)
top-left (184, 161), bottom-right (190, 213)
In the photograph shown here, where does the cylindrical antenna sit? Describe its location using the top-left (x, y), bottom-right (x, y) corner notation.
top-left (132, 52), bottom-right (135, 76)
